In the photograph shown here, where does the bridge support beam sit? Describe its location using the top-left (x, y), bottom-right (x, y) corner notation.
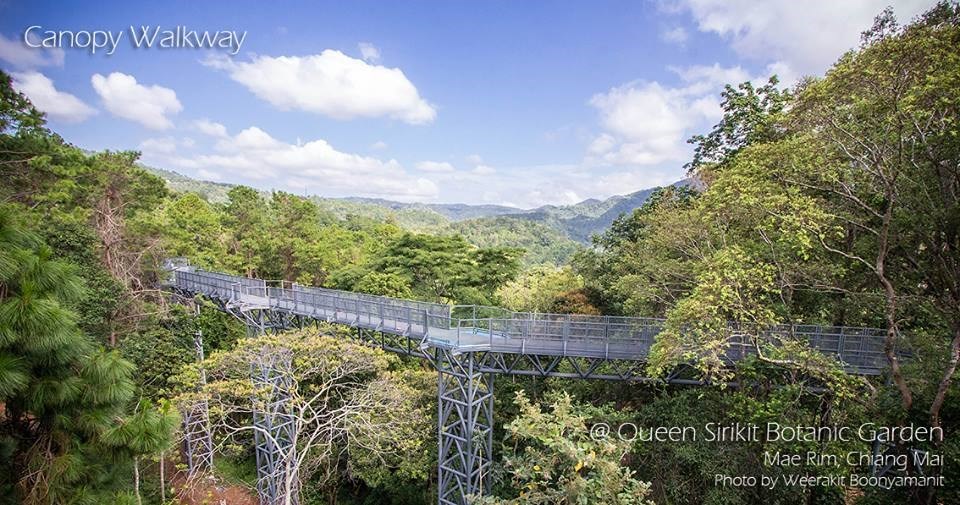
top-left (233, 311), bottom-right (301, 505)
top-left (182, 322), bottom-right (213, 476)
top-left (250, 348), bottom-right (299, 505)
top-left (436, 350), bottom-right (494, 505)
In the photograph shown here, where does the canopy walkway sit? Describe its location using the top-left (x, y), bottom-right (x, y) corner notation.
top-left (165, 260), bottom-right (894, 505)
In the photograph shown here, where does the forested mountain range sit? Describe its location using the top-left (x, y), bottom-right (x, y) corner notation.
top-left (143, 165), bottom-right (686, 263)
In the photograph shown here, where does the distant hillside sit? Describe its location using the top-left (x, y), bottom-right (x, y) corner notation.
top-left (495, 181), bottom-right (689, 243)
top-left (141, 164), bottom-right (685, 264)
top-left (308, 197), bottom-right (450, 233)
top-left (445, 217), bottom-right (580, 266)
top-left (343, 197), bottom-right (521, 221)
top-left (144, 165), bottom-right (233, 203)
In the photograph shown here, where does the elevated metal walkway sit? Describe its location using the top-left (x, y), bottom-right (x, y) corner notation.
top-left (166, 261), bottom-right (893, 505)
top-left (170, 266), bottom-right (888, 374)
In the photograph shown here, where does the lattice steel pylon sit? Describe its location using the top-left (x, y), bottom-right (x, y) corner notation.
top-left (250, 348), bottom-right (300, 505)
top-left (182, 307), bottom-right (213, 476)
top-left (436, 349), bottom-right (494, 505)
top-left (232, 306), bottom-right (302, 505)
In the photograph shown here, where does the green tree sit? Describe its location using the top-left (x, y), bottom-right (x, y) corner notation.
top-left (222, 185), bottom-right (269, 277)
top-left (476, 391), bottom-right (653, 505)
top-left (496, 265), bottom-right (583, 312)
top-left (175, 329), bottom-right (434, 503)
top-left (790, 4), bottom-right (960, 431)
top-left (0, 207), bottom-right (174, 504)
top-left (160, 192), bottom-right (227, 270)
top-left (574, 186), bottom-right (701, 316)
top-left (371, 232), bottom-right (521, 304)
top-left (686, 76), bottom-right (791, 176)
top-left (355, 271), bottom-right (414, 298)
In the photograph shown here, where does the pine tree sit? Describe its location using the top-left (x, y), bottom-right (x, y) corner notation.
top-left (0, 206), bottom-right (176, 504)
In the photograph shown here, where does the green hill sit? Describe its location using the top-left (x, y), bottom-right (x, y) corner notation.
top-left (141, 165), bottom-right (684, 264)
top-left (444, 216), bottom-right (580, 265)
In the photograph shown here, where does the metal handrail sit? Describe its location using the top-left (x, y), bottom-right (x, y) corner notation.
top-left (170, 265), bottom-right (894, 372)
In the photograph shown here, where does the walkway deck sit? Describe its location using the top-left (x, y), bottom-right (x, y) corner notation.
top-left (169, 266), bottom-right (890, 375)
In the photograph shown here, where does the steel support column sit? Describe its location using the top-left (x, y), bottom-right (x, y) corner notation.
top-left (250, 346), bottom-right (299, 505)
top-left (436, 350), bottom-right (494, 505)
top-left (234, 309), bottom-right (300, 505)
top-left (182, 321), bottom-right (214, 476)
top-left (183, 322), bottom-right (213, 477)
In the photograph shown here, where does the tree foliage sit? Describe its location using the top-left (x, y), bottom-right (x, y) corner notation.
top-left (174, 330), bottom-right (435, 501)
top-left (0, 207), bottom-right (175, 504)
top-left (476, 391), bottom-right (653, 505)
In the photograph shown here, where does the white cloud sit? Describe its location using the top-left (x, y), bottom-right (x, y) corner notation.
top-left (670, 63), bottom-right (751, 92)
top-left (585, 62), bottom-right (783, 167)
top-left (151, 124), bottom-right (437, 201)
top-left (588, 79), bottom-right (719, 166)
top-left (465, 154), bottom-right (484, 165)
top-left (10, 71), bottom-right (96, 122)
top-left (192, 119), bottom-right (228, 138)
top-left (137, 136), bottom-right (197, 157)
top-left (0, 33), bottom-right (64, 68)
top-left (204, 50), bottom-right (436, 124)
top-left (661, 26), bottom-right (689, 45)
top-left (675, 0), bottom-right (931, 77)
top-left (370, 140), bottom-right (388, 150)
top-left (91, 72), bottom-right (182, 130)
top-left (358, 42), bottom-right (381, 63)
top-left (472, 164), bottom-right (496, 175)
top-left (423, 162), bottom-right (677, 208)
top-left (416, 161), bottom-right (456, 173)
top-left (138, 137), bottom-right (178, 154)
top-left (762, 61), bottom-right (800, 89)
top-left (587, 133), bottom-right (616, 155)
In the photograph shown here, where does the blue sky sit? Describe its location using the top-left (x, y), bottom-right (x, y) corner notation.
top-left (0, 0), bottom-right (935, 208)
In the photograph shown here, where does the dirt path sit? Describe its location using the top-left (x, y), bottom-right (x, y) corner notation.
top-left (169, 466), bottom-right (258, 505)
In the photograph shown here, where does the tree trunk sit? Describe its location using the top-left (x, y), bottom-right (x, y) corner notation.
top-left (160, 452), bottom-right (166, 503)
top-left (134, 456), bottom-right (142, 505)
top-left (876, 194), bottom-right (912, 412)
top-left (929, 325), bottom-right (960, 434)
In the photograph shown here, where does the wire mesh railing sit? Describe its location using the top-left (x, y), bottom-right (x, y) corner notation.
top-left (170, 265), bottom-right (892, 373)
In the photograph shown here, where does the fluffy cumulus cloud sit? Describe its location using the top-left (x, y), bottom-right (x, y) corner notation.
top-left (11, 71), bottom-right (96, 122)
top-left (416, 161), bottom-right (456, 173)
top-left (675, 0), bottom-right (932, 78)
top-left (138, 136), bottom-right (195, 155)
top-left (148, 124), bottom-right (437, 201)
top-left (409, 154), bottom-right (671, 208)
top-left (192, 118), bottom-right (228, 138)
top-left (91, 72), bottom-right (182, 129)
top-left (584, 63), bottom-right (778, 168)
top-left (138, 137), bottom-right (178, 154)
top-left (0, 33), bottom-right (64, 68)
top-left (358, 42), bottom-right (381, 63)
top-left (204, 50), bottom-right (436, 124)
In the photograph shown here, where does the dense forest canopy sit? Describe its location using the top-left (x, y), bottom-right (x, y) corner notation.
top-left (0, 3), bottom-right (959, 505)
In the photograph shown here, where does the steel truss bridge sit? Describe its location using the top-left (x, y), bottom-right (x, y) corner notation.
top-left (166, 261), bottom-right (890, 505)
